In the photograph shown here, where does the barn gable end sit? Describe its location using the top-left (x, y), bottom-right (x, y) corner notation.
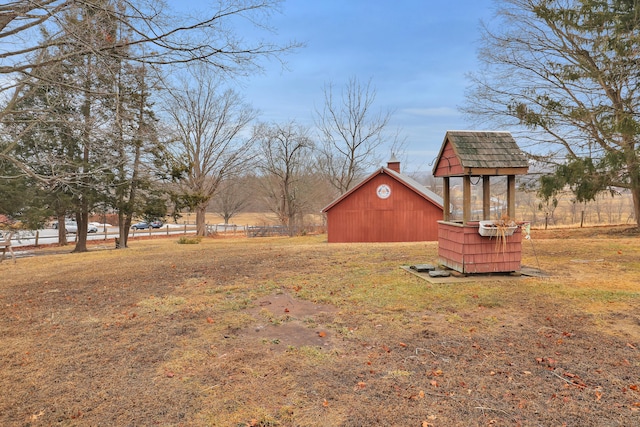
top-left (322, 164), bottom-right (443, 243)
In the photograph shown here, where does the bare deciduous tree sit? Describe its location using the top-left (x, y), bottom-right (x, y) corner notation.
top-left (0, 0), bottom-right (292, 76)
top-left (210, 176), bottom-right (253, 225)
top-left (255, 121), bottom-right (315, 234)
top-left (164, 67), bottom-right (256, 236)
top-left (315, 76), bottom-right (391, 194)
top-left (1, 0), bottom-right (296, 185)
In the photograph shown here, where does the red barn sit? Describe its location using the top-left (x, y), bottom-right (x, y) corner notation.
top-left (322, 159), bottom-right (443, 243)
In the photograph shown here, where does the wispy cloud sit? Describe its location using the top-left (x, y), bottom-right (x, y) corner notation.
top-left (402, 107), bottom-right (460, 117)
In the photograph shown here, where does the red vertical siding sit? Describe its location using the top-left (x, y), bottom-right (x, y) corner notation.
top-left (326, 174), bottom-right (443, 243)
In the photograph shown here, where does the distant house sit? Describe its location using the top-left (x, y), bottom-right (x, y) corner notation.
top-left (322, 158), bottom-right (444, 243)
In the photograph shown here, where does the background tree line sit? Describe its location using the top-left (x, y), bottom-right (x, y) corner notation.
top-left (4, 0), bottom-right (640, 255)
top-left (0, 1), bottom-right (396, 249)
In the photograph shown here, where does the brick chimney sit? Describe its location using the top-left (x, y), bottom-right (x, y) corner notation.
top-left (387, 154), bottom-right (400, 173)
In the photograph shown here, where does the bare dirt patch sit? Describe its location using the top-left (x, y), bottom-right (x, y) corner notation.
top-left (241, 292), bottom-right (338, 351)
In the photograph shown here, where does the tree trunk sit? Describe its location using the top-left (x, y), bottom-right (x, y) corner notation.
top-left (72, 208), bottom-right (89, 253)
top-left (58, 213), bottom-right (68, 246)
top-left (196, 205), bottom-right (207, 236)
top-left (114, 64), bottom-right (143, 250)
top-left (117, 212), bottom-right (133, 248)
top-left (288, 211), bottom-right (296, 236)
top-left (631, 183), bottom-right (640, 228)
top-left (624, 142), bottom-right (640, 228)
top-left (73, 51), bottom-right (92, 254)
top-left (56, 213), bottom-right (68, 246)
top-left (629, 166), bottom-right (640, 228)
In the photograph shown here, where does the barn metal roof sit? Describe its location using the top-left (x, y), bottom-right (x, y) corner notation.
top-left (433, 131), bottom-right (529, 177)
top-left (384, 168), bottom-right (444, 206)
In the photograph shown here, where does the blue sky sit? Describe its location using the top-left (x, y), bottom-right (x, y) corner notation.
top-left (178, 0), bottom-right (497, 173)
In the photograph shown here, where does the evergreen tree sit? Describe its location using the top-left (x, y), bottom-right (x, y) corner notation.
top-left (466, 0), bottom-right (640, 227)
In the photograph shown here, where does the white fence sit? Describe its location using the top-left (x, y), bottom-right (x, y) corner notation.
top-left (7, 224), bottom-right (200, 248)
top-left (7, 222), bottom-right (324, 249)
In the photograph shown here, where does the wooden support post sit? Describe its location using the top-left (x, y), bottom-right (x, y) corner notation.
top-left (463, 175), bottom-right (471, 225)
top-left (507, 175), bottom-right (516, 219)
top-left (483, 175), bottom-right (491, 220)
top-left (443, 177), bottom-right (450, 221)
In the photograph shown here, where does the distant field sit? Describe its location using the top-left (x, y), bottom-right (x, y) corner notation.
top-left (202, 212), bottom-right (324, 227)
top-left (203, 212), bottom-right (280, 225)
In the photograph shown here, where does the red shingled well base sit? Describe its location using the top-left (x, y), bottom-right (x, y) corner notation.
top-left (437, 221), bottom-right (522, 274)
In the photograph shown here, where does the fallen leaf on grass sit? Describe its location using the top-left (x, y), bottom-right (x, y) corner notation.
top-left (166, 371), bottom-right (175, 378)
top-left (206, 317), bottom-right (214, 324)
top-left (422, 416), bottom-right (437, 427)
top-left (30, 411), bottom-right (44, 421)
top-left (630, 384), bottom-right (638, 391)
top-left (318, 331), bottom-right (326, 338)
top-left (322, 399), bottom-right (329, 407)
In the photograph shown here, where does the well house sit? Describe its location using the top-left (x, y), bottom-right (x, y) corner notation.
top-left (433, 130), bottom-right (529, 273)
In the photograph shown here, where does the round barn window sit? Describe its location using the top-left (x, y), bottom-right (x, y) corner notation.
top-left (376, 184), bottom-right (391, 199)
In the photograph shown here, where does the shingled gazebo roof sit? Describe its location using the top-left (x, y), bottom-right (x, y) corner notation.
top-left (432, 131), bottom-right (529, 177)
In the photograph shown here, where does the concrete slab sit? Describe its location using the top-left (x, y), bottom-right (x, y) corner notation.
top-left (401, 264), bottom-right (549, 284)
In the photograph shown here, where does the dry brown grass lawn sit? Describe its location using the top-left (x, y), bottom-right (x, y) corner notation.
top-left (1, 226), bottom-right (639, 426)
